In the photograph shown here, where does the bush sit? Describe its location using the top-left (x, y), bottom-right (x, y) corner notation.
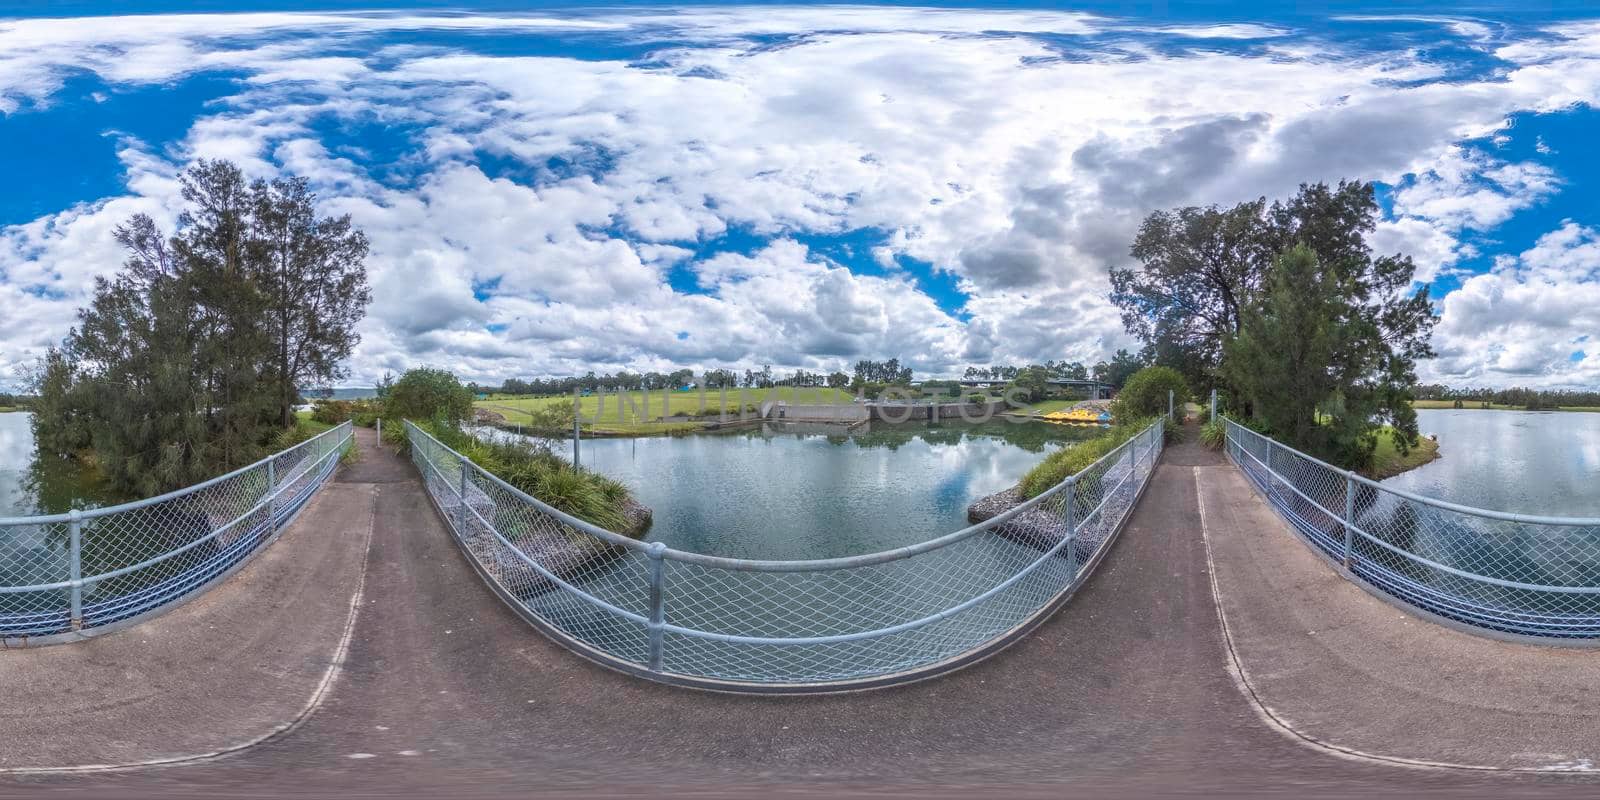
top-left (1199, 418), bottom-right (1226, 450)
top-left (1111, 366), bottom-right (1189, 422)
top-left (424, 420), bottom-right (636, 533)
top-left (386, 368), bottom-right (474, 424)
top-left (1018, 420), bottom-right (1151, 499)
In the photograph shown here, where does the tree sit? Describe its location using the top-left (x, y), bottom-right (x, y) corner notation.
top-left (1005, 367), bottom-right (1052, 404)
top-left (252, 173), bottom-right (372, 427)
top-left (385, 368), bottom-right (475, 424)
top-left (1223, 244), bottom-right (1432, 468)
top-left (1110, 200), bottom-right (1270, 387)
top-left (826, 371), bottom-right (850, 389)
top-left (1110, 366), bottom-right (1189, 422)
top-left (1091, 349), bottom-right (1148, 390)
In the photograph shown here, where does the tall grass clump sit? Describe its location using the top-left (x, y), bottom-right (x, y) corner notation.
top-left (1018, 420), bottom-right (1151, 499)
top-left (1199, 418), bottom-right (1227, 450)
top-left (423, 419), bottom-right (635, 533)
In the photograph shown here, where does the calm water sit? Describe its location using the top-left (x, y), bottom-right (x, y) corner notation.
top-left (0, 412), bottom-right (111, 518)
top-left (535, 418), bottom-right (1095, 559)
top-left (1388, 409), bottom-right (1600, 517)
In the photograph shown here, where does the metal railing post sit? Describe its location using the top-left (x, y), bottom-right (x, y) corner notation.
top-left (67, 509), bottom-right (83, 631)
top-left (572, 408), bottom-right (581, 469)
top-left (457, 454), bottom-right (471, 531)
top-left (646, 541), bottom-right (667, 671)
top-left (266, 457), bottom-right (277, 534)
top-left (1342, 470), bottom-right (1356, 569)
top-left (1063, 476), bottom-right (1078, 577)
top-left (1210, 389), bottom-right (1217, 421)
top-left (376, 417), bottom-right (381, 441)
top-left (1168, 389), bottom-right (1174, 422)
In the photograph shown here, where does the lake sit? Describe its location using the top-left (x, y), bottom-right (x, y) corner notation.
top-left (0, 412), bottom-right (112, 518)
top-left (1390, 409), bottom-right (1600, 517)
top-left (509, 418), bottom-right (1096, 559)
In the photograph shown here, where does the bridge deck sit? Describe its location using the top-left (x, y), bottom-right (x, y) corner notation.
top-left (2, 428), bottom-right (1595, 795)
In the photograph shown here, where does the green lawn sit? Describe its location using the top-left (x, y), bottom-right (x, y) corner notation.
top-left (294, 409), bottom-right (334, 434)
top-left (0, 406), bottom-right (18, 413)
top-left (1364, 427), bottom-right (1440, 480)
top-left (1412, 399), bottom-right (1600, 412)
top-left (477, 387), bottom-right (857, 435)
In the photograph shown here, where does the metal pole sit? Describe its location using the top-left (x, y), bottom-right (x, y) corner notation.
top-left (1168, 389), bottom-right (1174, 422)
top-left (646, 541), bottom-right (667, 671)
top-left (1343, 471), bottom-right (1356, 569)
top-left (1210, 389), bottom-right (1217, 421)
top-left (572, 407), bottom-right (581, 469)
top-left (458, 453), bottom-right (471, 531)
top-left (68, 509), bottom-right (83, 631)
top-left (376, 417), bottom-right (381, 441)
top-left (267, 458), bottom-right (277, 534)
top-left (1063, 476), bottom-right (1078, 577)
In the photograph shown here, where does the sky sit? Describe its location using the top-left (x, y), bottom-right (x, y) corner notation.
top-left (0, 2), bottom-right (1597, 390)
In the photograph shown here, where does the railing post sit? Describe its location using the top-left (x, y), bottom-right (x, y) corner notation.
top-left (1210, 389), bottom-right (1217, 421)
top-left (66, 509), bottom-right (83, 631)
top-left (457, 453), bottom-right (471, 531)
top-left (266, 457), bottom-right (277, 534)
top-left (646, 541), bottom-right (667, 671)
top-left (375, 417), bottom-right (381, 441)
top-left (1168, 389), bottom-right (1174, 422)
top-left (1343, 470), bottom-right (1356, 569)
top-left (572, 407), bottom-right (581, 469)
top-left (1063, 476), bottom-right (1078, 577)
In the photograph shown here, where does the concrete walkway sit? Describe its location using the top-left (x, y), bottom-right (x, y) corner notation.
top-left (2, 428), bottom-right (1598, 796)
top-left (1199, 453), bottom-right (1600, 771)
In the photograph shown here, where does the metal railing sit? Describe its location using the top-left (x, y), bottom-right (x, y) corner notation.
top-left (406, 418), bottom-right (1165, 690)
top-left (0, 421), bottom-right (354, 642)
top-left (1225, 418), bottom-right (1600, 640)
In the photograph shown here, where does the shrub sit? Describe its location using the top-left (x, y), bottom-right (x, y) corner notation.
top-left (1018, 420), bottom-right (1151, 499)
top-left (1199, 418), bottom-right (1227, 450)
top-left (386, 368), bottom-right (474, 424)
top-left (1111, 366), bottom-right (1189, 422)
top-left (424, 420), bottom-right (637, 533)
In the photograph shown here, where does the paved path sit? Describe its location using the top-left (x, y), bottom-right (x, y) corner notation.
top-left (2, 428), bottom-right (1596, 797)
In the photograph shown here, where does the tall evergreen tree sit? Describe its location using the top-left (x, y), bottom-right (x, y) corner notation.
top-left (32, 160), bottom-right (371, 496)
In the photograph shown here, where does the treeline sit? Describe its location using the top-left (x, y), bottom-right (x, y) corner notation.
top-left (31, 161), bottom-right (372, 497)
top-left (961, 349), bottom-right (1149, 390)
top-left (491, 360), bottom-right (913, 396)
top-left (1414, 385), bottom-right (1600, 409)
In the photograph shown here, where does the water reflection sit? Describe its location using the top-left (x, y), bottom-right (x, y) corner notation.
top-left (0, 412), bottom-right (111, 518)
top-left (513, 418), bottom-right (1095, 560)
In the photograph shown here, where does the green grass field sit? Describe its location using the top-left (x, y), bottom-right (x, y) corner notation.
top-left (1412, 399), bottom-right (1600, 412)
top-left (477, 386), bottom-right (857, 435)
top-left (294, 409), bottom-right (335, 434)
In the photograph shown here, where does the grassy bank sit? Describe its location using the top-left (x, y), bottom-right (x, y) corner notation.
top-left (477, 387), bottom-right (854, 436)
top-left (1363, 427), bottom-right (1440, 480)
top-left (415, 420), bottom-right (644, 533)
top-left (1412, 399), bottom-right (1600, 412)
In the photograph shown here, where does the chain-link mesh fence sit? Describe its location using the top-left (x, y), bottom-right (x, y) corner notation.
top-left (1, 422), bottom-right (353, 641)
top-left (1225, 419), bottom-right (1600, 639)
top-left (407, 418), bottom-right (1164, 688)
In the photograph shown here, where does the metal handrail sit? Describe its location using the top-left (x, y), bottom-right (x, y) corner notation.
top-left (1, 422), bottom-right (354, 641)
top-left (406, 417), bottom-right (1165, 689)
top-left (1223, 418), bottom-right (1600, 640)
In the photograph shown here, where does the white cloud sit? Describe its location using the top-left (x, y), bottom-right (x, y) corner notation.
top-left (3, 8), bottom-right (1600, 389)
top-left (1425, 223), bottom-right (1600, 388)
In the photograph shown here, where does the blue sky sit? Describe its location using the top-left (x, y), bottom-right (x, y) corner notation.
top-left (1, 3), bottom-right (1598, 389)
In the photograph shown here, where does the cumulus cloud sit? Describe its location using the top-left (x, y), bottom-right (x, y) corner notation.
top-left (2, 7), bottom-right (1599, 389)
top-left (1425, 222), bottom-right (1600, 388)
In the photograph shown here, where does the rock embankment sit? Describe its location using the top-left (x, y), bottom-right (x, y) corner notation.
top-left (967, 487), bottom-right (1073, 552)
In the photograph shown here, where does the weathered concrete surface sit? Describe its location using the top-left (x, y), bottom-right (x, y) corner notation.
top-left (2, 431), bottom-right (1596, 797)
top-left (1198, 454), bottom-right (1600, 770)
top-left (0, 436), bottom-right (375, 771)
